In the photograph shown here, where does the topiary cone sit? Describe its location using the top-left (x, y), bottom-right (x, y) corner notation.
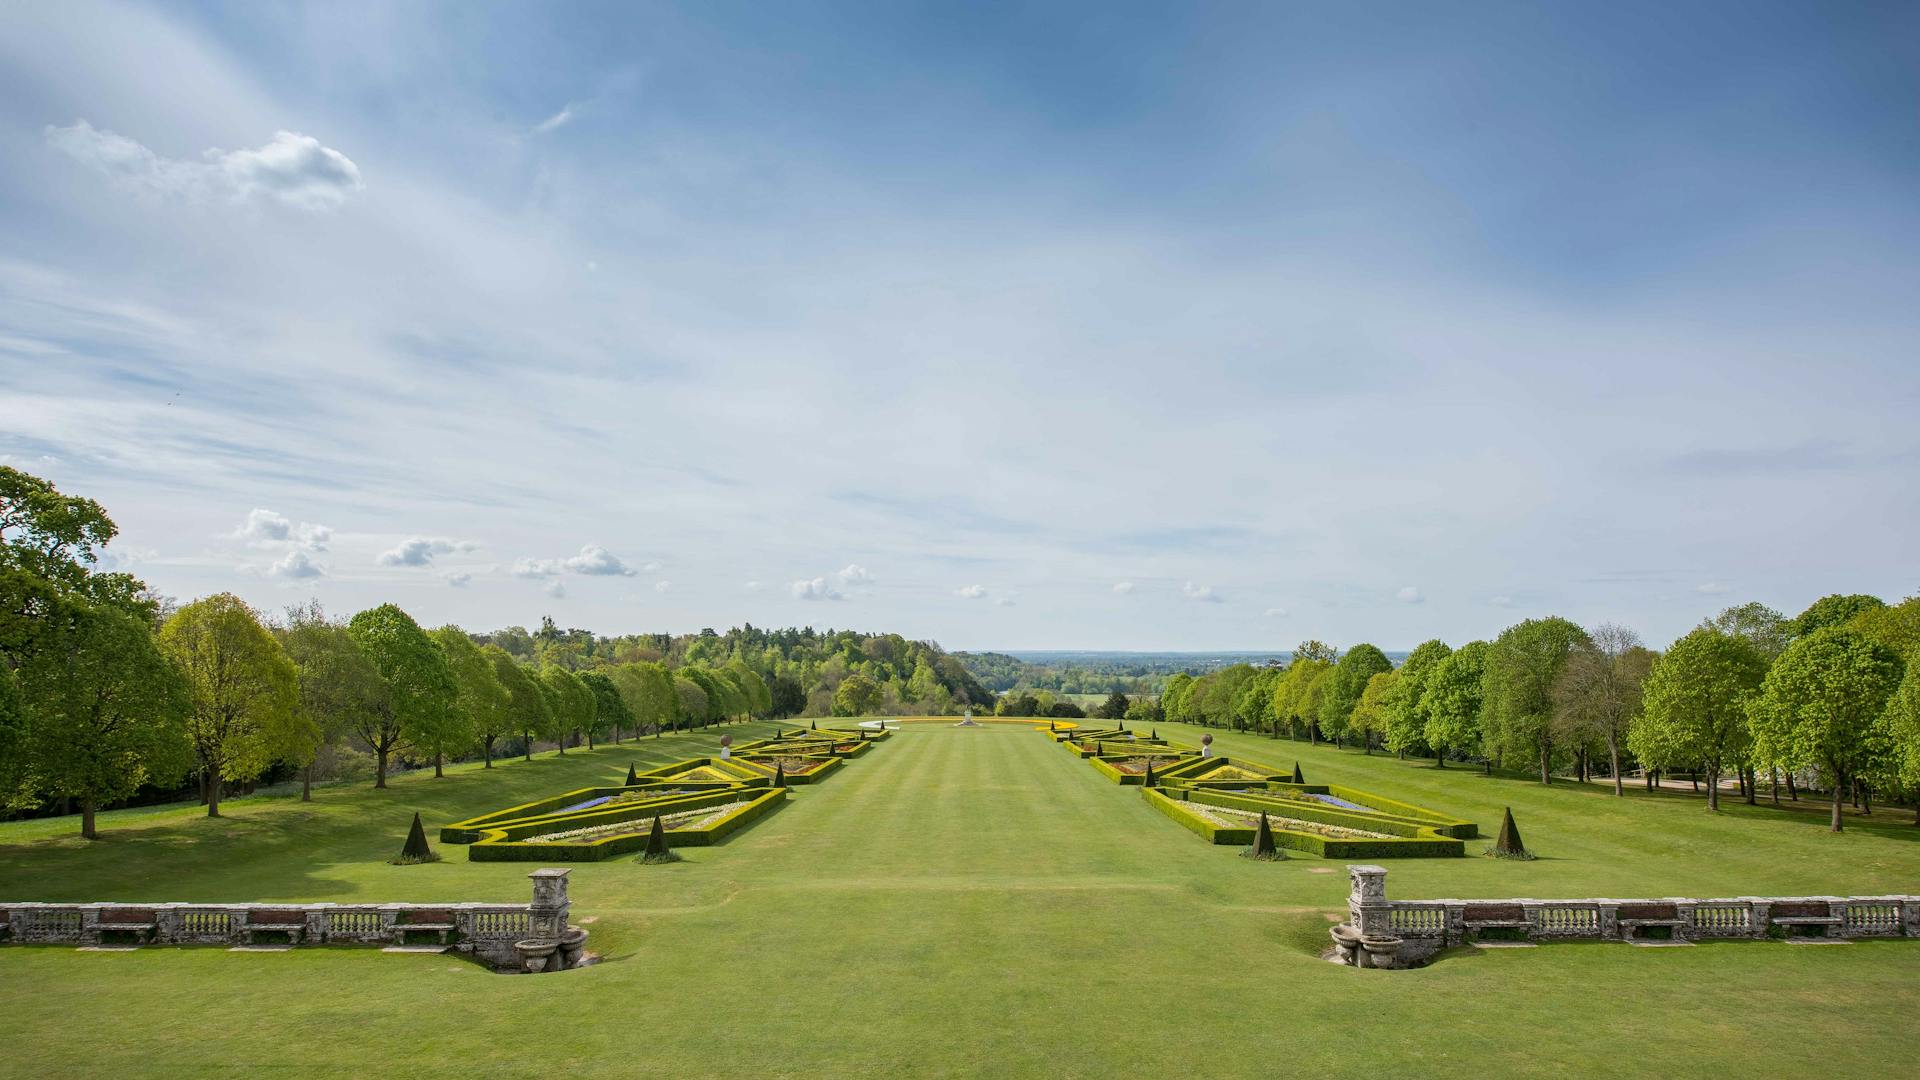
top-left (643, 815), bottom-right (669, 860)
top-left (1291, 762), bottom-right (1304, 785)
top-left (1253, 812), bottom-right (1278, 858)
top-left (773, 763), bottom-right (787, 788)
top-left (400, 811), bottom-right (433, 862)
top-left (625, 763), bottom-right (639, 786)
top-left (1493, 806), bottom-right (1528, 858)
top-left (1143, 761), bottom-right (1156, 787)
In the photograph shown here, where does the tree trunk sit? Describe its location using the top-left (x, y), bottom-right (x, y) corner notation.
top-left (81, 796), bottom-right (98, 840)
top-left (484, 736), bottom-right (495, 768)
top-left (1483, 756), bottom-right (1491, 776)
top-left (1706, 763), bottom-right (1721, 810)
top-left (1436, 751), bottom-right (1446, 769)
top-left (434, 751), bottom-right (444, 779)
top-left (207, 773), bottom-right (222, 818)
top-left (1743, 767), bottom-right (1756, 805)
top-left (525, 734), bottom-right (533, 761)
top-left (1861, 784), bottom-right (1871, 816)
top-left (376, 747), bottom-right (389, 789)
top-left (587, 730), bottom-right (595, 751)
top-left (1539, 746), bottom-right (1550, 785)
top-left (1787, 772), bottom-right (1798, 800)
top-left (1770, 768), bottom-right (1779, 805)
top-left (1830, 774), bottom-right (1845, 832)
top-left (302, 763), bottom-right (313, 802)
top-left (1609, 740), bottom-right (1623, 797)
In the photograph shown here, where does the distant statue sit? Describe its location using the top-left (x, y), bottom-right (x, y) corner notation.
top-left (719, 734), bottom-right (732, 760)
top-left (1201, 733), bottom-right (1214, 758)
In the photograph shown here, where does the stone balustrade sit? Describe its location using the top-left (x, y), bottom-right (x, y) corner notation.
top-left (0, 867), bottom-right (582, 973)
top-left (1333, 864), bottom-right (1920, 968)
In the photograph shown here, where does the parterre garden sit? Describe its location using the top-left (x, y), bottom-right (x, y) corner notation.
top-left (3, 720), bottom-right (1919, 1080)
top-left (1057, 724), bottom-right (1475, 857)
top-left (439, 726), bottom-right (888, 860)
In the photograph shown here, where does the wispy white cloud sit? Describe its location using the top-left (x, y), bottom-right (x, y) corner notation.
top-left (270, 549), bottom-right (324, 579)
top-left (47, 121), bottom-right (363, 210)
top-left (1112, 581), bottom-right (1135, 595)
top-left (532, 103), bottom-right (579, 135)
top-left (1695, 582), bottom-right (1731, 595)
top-left (1397, 586), bottom-right (1424, 604)
top-left (954, 584), bottom-right (987, 599)
top-left (1264, 606), bottom-right (1289, 617)
top-left (791, 577), bottom-right (844, 601)
top-left (1182, 581), bottom-right (1223, 603)
top-left (378, 536), bottom-right (476, 566)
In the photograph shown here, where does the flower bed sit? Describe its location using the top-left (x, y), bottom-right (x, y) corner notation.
top-left (1175, 802), bottom-right (1393, 840)
top-left (523, 800), bottom-right (757, 844)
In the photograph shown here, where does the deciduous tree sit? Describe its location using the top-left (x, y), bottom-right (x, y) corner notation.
top-left (1382, 639), bottom-right (1450, 759)
top-left (1553, 624), bottom-right (1654, 796)
top-left (1750, 628), bottom-right (1901, 832)
top-left (430, 626), bottom-right (508, 767)
top-left (17, 600), bottom-right (192, 837)
top-left (1483, 617), bottom-right (1590, 783)
top-left (161, 593), bottom-right (299, 816)
top-left (1422, 641), bottom-right (1488, 769)
top-left (833, 672), bottom-right (882, 716)
top-left (1320, 644), bottom-right (1391, 746)
top-left (280, 605), bottom-right (388, 797)
top-left (487, 647), bottom-right (550, 760)
top-left (347, 604), bottom-right (455, 787)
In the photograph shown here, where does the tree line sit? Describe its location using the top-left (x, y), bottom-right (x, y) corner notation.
top-left (1151, 598), bottom-right (1920, 831)
top-left (0, 468), bottom-right (993, 836)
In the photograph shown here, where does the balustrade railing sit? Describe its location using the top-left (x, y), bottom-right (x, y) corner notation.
top-left (1339, 865), bottom-right (1920, 970)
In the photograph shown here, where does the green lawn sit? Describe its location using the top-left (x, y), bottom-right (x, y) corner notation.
top-left (2, 720), bottom-right (1917, 1079)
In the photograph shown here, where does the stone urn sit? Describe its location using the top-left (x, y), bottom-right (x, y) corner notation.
top-left (1329, 923), bottom-right (1362, 965)
top-left (1201, 733), bottom-right (1214, 758)
top-left (556, 926), bottom-right (590, 970)
top-left (514, 938), bottom-right (559, 973)
top-left (1358, 934), bottom-right (1403, 970)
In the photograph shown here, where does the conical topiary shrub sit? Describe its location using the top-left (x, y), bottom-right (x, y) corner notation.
top-left (1291, 762), bottom-right (1304, 785)
top-left (773, 763), bottom-right (787, 788)
top-left (641, 815), bottom-right (680, 864)
top-left (810, 720), bottom-right (817, 730)
top-left (391, 812), bottom-right (439, 865)
top-left (625, 763), bottom-right (639, 786)
top-left (1150, 728), bottom-right (1158, 741)
top-left (1244, 811), bottom-right (1283, 861)
top-left (1489, 806), bottom-right (1533, 860)
top-left (1142, 761), bottom-right (1156, 788)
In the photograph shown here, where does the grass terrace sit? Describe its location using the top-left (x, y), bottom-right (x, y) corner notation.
top-left (2, 721), bottom-right (1918, 1079)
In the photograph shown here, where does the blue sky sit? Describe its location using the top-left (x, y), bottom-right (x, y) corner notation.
top-left (3, 1), bottom-right (1916, 651)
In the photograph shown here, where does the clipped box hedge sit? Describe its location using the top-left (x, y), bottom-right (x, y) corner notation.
top-left (468, 788), bottom-right (789, 862)
top-left (1143, 788), bottom-right (1464, 858)
top-left (438, 781), bottom-right (740, 843)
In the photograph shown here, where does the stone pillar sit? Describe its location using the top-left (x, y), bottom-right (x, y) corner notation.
top-left (1348, 865), bottom-right (1391, 939)
top-left (528, 868), bottom-right (571, 941)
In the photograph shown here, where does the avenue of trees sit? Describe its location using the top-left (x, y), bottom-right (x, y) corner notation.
top-left (0, 469), bottom-right (994, 835)
top-left (1145, 596), bottom-right (1920, 831)
top-left (5, 465), bottom-right (1916, 836)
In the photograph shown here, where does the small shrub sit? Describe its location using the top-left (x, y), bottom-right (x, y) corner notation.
top-left (1488, 807), bottom-right (1534, 860)
top-left (640, 816), bottom-right (681, 864)
top-left (390, 812), bottom-right (441, 865)
top-left (1241, 812), bottom-right (1285, 861)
